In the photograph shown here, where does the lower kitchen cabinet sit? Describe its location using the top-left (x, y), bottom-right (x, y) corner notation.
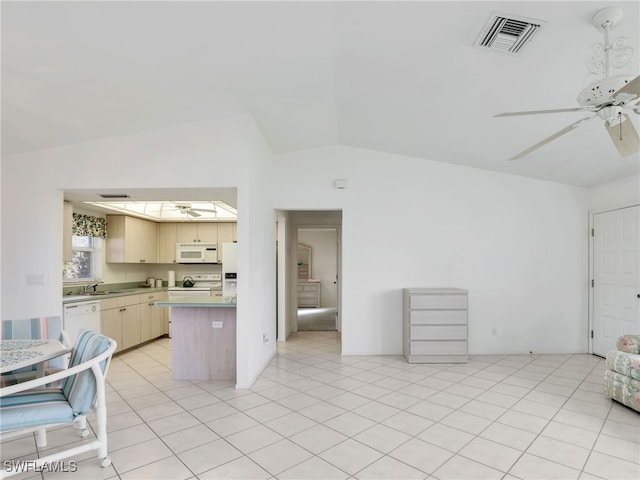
top-left (100, 294), bottom-right (141, 352)
top-left (101, 307), bottom-right (123, 353)
top-left (121, 303), bottom-right (141, 350)
top-left (140, 291), bottom-right (167, 340)
top-left (96, 291), bottom-right (170, 353)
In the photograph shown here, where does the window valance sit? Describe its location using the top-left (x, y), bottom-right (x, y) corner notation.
top-left (72, 213), bottom-right (107, 238)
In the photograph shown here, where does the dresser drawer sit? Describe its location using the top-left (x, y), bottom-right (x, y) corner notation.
top-left (410, 325), bottom-right (467, 340)
top-left (410, 309), bottom-right (467, 325)
top-left (410, 340), bottom-right (467, 355)
top-left (298, 284), bottom-right (319, 292)
top-left (298, 292), bottom-right (319, 300)
top-left (410, 294), bottom-right (467, 309)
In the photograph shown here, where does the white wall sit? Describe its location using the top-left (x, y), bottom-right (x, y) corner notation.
top-left (589, 173), bottom-right (640, 212)
top-left (1, 115), bottom-right (276, 388)
top-left (275, 210), bottom-right (294, 341)
top-left (235, 127), bottom-right (277, 388)
top-left (272, 145), bottom-right (591, 355)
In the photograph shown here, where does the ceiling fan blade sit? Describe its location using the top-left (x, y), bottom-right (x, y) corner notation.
top-left (605, 113), bottom-right (640, 157)
top-left (186, 210), bottom-right (201, 217)
top-left (612, 75), bottom-right (640, 106)
top-left (508, 115), bottom-right (596, 161)
top-left (495, 107), bottom-right (596, 117)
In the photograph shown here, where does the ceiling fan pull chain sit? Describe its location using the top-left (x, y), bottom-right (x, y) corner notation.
top-left (619, 112), bottom-right (623, 140)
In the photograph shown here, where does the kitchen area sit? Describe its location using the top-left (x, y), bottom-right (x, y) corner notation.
top-left (62, 191), bottom-right (239, 380)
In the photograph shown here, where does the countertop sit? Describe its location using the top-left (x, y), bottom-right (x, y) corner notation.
top-left (154, 297), bottom-right (237, 308)
top-left (63, 287), bottom-right (167, 304)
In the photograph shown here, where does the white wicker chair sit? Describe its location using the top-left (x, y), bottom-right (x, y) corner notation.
top-left (0, 330), bottom-right (117, 479)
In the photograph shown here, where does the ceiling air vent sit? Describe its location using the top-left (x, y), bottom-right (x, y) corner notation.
top-left (475, 12), bottom-right (546, 55)
top-left (99, 193), bottom-right (130, 199)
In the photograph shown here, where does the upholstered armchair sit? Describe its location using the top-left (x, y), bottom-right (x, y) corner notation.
top-left (0, 330), bottom-right (117, 478)
top-left (604, 334), bottom-right (640, 412)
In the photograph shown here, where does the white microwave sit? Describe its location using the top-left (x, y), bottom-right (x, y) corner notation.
top-left (176, 243), bottom-right (217, 263)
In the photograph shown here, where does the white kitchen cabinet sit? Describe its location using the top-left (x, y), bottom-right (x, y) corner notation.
top-left (217, 223), bottom-right (235, 262)
top-left (63, 201), bottom-right (73, 262)
top-left (101, 294), bottom-right (142, 351)
top-left (106, 215), bottom-right (157, 263)
top-left (100, 296), bottom-right (125, 353)
top-left (121, 303), bottom-right (142, 350)
top-left (176, 223), bottom-right (218, 244)
top-left (140, 291), bottom-right (167, 340)
top-left (157, 223), bottom-right (178, 263)
top-left (101, 307), bottom-right (123, 353)
top-left (403, 288), bottom-right (468, 363)
top-left (297, 282), bottom-right (320, 308)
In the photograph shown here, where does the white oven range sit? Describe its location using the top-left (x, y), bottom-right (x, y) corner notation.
top-left (167, 273), bottom-right (221, 294)
top-left (166, 273), bottom-right (221, 337)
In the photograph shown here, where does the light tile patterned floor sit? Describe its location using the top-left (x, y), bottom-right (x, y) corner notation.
top-left (2, 331), bottom-right (639, 479)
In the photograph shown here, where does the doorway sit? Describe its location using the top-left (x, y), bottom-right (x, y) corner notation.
top-left (297, 228), bottom-right (338, 331)
top-left (591, 205), bottom-right (640, 356)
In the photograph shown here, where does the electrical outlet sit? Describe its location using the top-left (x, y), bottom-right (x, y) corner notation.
top-left (212, 321), bottom-right (223, 329)
top-left (491, 327), bottom-right (498, 336)
top-left (263, 334), bottom-right (269, 344)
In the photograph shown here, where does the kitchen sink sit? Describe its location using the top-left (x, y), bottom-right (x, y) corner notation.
top-left (81, 290), bottom-right (124, 296)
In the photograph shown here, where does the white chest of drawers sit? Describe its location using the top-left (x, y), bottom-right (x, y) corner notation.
top-left (403, 288), bottom-right (468, 363)
top-left (297, 282), bottom-right (321, 308)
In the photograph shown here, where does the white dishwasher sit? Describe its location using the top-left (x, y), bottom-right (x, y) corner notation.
top-left (63, 300), bottom-right (101, 344)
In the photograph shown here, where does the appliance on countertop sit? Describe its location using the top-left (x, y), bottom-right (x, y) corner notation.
top-left (63, 300), bottom-right (101, 345)
top-left (176, 243), bottom-right (217, 263)
top-left (222, 243), bottom-right (238, 298)
top-left (167, 273), bottom-right (222, 337)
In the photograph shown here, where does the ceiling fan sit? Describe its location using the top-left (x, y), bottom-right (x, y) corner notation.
top-left (495, 6), bottom-right (640, 161)
top-left (172, 203), bottom-right (217, 218)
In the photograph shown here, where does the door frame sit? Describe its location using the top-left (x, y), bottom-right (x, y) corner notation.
top-left (588, 202), bottom-right (640, 354)
top-left (295, 226), bottom-right (341, 331)
top-left (292, 224), bottom-right (342, 332)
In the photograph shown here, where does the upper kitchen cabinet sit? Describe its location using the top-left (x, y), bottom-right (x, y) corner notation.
top-left (161, 222), bottom-right (236, 263)
top-left (176, 222), bottom-right (218, 244)
top-left (63, 201), bottom-right (73, 262)
top-left (157, 223), bottom-right (178, 263)
top-left (216, 223), bottom-right (235, 261)
top-left (106, 215), bottom-right (157, 263)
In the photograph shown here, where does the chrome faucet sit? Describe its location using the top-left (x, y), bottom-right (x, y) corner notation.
top-left (83, 282), bottom-right (103, 293)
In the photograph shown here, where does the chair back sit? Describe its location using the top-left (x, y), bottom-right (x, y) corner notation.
top-left (62, 330), bottom-right (112, 415)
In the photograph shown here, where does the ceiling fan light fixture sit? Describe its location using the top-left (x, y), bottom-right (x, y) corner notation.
top-left (598, 105), bottom-right (624, 124)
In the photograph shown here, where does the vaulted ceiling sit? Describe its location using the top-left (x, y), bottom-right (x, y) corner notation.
top-left (2, 1), bottom-right (639, 187)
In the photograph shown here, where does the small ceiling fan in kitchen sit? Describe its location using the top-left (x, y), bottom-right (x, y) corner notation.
top-left (495, 6), bottom-right (640, 160)
top-left (172, 203), bottom-right (217, 218)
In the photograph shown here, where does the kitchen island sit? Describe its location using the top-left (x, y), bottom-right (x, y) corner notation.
top-left (154, 296), bottom-right (237, 381)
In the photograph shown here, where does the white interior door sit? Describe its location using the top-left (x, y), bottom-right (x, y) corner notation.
top-left (592, 205), bottom-right (640, 356)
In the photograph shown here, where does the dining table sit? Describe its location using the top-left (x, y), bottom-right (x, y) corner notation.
top-left (0, 339), bottom-right (71, 376)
